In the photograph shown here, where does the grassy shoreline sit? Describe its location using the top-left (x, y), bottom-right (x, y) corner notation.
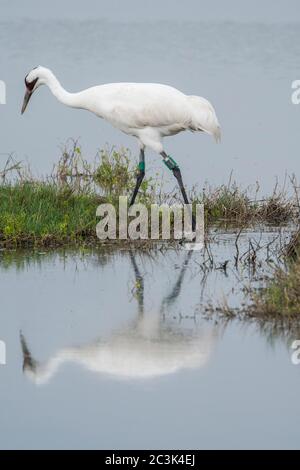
top-left (0, 182), bottom-right (102, 248)
top-left (0, 179), bottom-right (297, 248)
top-left (2, 142), bottom-right (300, 320)
top-left (0, 143), bottom-right (299, 248)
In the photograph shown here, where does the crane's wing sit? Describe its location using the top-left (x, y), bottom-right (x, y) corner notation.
top-left (85, 83), bottom-right (221, 141)
top-left (100, 83), bottom-right (193, 130)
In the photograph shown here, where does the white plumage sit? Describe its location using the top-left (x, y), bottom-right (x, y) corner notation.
top-left (21, 66), bottom-right (221, 208)
top-left (20, 320), bottom-right (215, 384)
top-left (22, 66), bottom-right (220, 152)
top-left (79, 83), bottom-right (221, 153)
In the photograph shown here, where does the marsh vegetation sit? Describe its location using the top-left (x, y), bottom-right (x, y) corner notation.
top-left (1, 141), bottom-right (300, 321)
top-left (0, 140), bottom-right (299, 248)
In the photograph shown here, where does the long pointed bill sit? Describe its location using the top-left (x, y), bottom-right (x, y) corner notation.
top-left (21, 89), bottom-right (33, 114)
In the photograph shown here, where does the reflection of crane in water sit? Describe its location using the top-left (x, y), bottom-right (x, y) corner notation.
top-left (159, 250), bottom-right (193, 315)
top-left (20, 251), bottom-right (217, 385)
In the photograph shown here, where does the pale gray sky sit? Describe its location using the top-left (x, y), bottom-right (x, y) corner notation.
top-left (2, 0), bottom-right (300, 22)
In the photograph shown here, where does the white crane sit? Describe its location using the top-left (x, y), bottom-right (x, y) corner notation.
top-left (20, 252), bottom-right (217, 384)
top-left (21, 66), bottom-right (221, 208)
top-left (20, 326), bottom-right (215, 384)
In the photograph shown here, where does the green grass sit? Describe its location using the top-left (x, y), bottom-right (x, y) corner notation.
top-left (249, 231), bottom-right (300, 318)
top-left (197, 182), bottom-right (295, 225)
top-left (0, 179), bottom-right (296, 248)
top-left (253, 267), bottom-right (300, 317)
top-left (0, 183), bottom-right (101, 247)
top-left (0, 142), bottom-right (298, 247)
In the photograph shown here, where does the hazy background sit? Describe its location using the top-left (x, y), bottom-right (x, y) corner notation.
top-left (2, 0), bottom-right (300, 22)
top-left (1, 3), bottom-right (300, 449)
top-left (1, 0), bottom-right (300, 192)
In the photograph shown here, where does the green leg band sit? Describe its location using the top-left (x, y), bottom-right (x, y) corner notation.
top-left (138, 161), bottom-right (145, 172)
top-left (163, 155), bottom-right (179, 171)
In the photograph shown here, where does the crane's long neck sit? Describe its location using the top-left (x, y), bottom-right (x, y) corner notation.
top-left (45, 71), bottom-right (83, 109)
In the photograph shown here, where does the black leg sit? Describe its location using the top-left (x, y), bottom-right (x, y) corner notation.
top-left (20, 331), bottom-right (37, 372)
top-left (129, 251), bottom-right (144, 317)
top-left (161, 151), bottom-right (196, 230)
top-left (129, 148), bottom-right (145, 206)
top-left (172, 167), bottom-right (190, 205)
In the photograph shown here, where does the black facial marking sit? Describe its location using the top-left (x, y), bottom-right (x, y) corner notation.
top-left (25, 76), bottom-right (38, 91)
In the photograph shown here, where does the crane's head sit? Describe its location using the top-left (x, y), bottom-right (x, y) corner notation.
top-left (21, 66), bottom-right (44, 114)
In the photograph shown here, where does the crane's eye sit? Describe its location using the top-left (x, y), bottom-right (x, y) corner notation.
top-left (25, 77), bottom-right (38, 92)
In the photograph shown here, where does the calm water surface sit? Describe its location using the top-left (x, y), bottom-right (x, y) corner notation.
top-left (0, 228), bottom-right (299, 449)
